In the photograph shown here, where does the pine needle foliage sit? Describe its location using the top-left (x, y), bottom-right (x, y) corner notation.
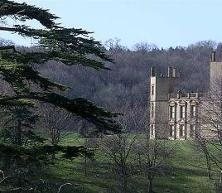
top-left (0, 1), bottom-right (122, 189)
top-left (0, 0), bottom-right (121, 134)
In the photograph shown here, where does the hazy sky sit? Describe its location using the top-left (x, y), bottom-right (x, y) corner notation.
top-left (2, 0), bottom-right (222, 48)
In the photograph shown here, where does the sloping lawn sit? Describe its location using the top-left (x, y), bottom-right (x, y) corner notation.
top-left (45, 133), bottom-right (216, 193)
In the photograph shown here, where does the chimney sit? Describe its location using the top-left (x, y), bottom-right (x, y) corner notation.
top-left (151, 67), bottom-right (155, 77)
top-left (211, 51), bottom-right (216, 62)
top-left (172, 68), bottom-right (176, 78)
top-left (167, 67), bottom-right (172, 77)
top-left (177, 90), bottom-right (181, 99)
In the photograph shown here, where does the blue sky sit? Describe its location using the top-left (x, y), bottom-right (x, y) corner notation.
top-left (2, 0), bottom-right (222, 48)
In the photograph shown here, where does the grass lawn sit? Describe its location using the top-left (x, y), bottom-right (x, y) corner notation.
top-left (45, 133), bottom-right (216, 193)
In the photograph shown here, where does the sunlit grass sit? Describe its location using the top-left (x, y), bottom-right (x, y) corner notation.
top-left (46, 133), bottom-right (216, 193)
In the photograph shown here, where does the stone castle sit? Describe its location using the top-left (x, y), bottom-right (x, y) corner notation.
top-left (149, 51), bottom-right (222, 140)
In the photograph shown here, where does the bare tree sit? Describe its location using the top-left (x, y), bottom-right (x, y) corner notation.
top-left (38, 103), bottom-right (74, 145)
top-left (197, 80), bottom-right (222, 191)
top-left (100, 133), bottom-right (136, 193)
top-left (78, 120), bottom-right (98, 177)
top-left (133, 137), bottom-right (174, 193)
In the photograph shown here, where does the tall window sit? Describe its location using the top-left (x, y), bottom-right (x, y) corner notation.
top-left (151, 85), bottom-right (154, 95)
top-left (169, 125), bottom-right (175, 137)
top-left (190, 125), bottom-right (195, 137)
top-left (150, 125), bottom-right (154, 136)
top-left (179, 125), bottom-right (185, 137)
top-left (180, 105), bottom-right (185, 119)
top-left (190, 105), bottom-right (196, 118)
top-left (169, 106), bottom-right (175, 119)
top-left (151, 103), bottom-right (154, 118)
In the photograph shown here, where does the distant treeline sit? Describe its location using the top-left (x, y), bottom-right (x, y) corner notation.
top-left (39, 40), bottom-right (222, 132)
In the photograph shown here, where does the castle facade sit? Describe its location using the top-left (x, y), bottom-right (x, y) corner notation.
top-left (149, 51), bottom-right (222, 140)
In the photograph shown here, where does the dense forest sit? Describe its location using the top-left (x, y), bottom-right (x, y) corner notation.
top-left (38, 40), bottom-right (221, 132)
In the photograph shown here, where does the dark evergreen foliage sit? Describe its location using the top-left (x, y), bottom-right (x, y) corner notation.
top-left (0, 1), bottom-right (121, 191)
top-left (0, 0), bottom-right (121, 133)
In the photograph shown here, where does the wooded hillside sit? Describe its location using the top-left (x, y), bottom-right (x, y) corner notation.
top-left (38, 40), bottom-right (221, 132)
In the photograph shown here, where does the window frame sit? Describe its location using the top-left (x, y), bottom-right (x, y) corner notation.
top-left (169, 106), bottom-right (175, 119)
top-left (180, 105), bottom-right (185, 119)
top-left (190, 105), bottom-right (196, 118)
top-left (151, 103), bottom-right (154, 118)
top-left (179, 125), bottom-right (185, 137)
top-left (151, 85), bottom-right (155, 95)
top-left (190, 125), bottom-right (195, 137)
top-left (150, 125), bottom-right (154, 136)
top-left (169, 125), bottom-right (175, 137)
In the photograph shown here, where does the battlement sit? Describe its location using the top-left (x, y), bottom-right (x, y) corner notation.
top-left (169, 92), bottom-right (202, 99)
top-left (150, 66), bottom-right (178, 78)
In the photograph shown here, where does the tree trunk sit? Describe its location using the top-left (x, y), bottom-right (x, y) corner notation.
top-left (15, 120), bottom-right (22, 146)
top-left (122, 175), bottom-right (128, 193)
top-left (148, 178), bottom-right (154, 193)
top-left (83, 138), bottom-right (88, 176)
top-left (121, 166), bottom-right (128, 193)
top-left (84, 154), bottom-right (87, 176)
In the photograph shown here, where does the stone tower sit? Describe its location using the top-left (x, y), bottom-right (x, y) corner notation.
top-left (149, 67), bottom-right (177, 139)
top-left (210, 51), bottom-right (222, 93)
